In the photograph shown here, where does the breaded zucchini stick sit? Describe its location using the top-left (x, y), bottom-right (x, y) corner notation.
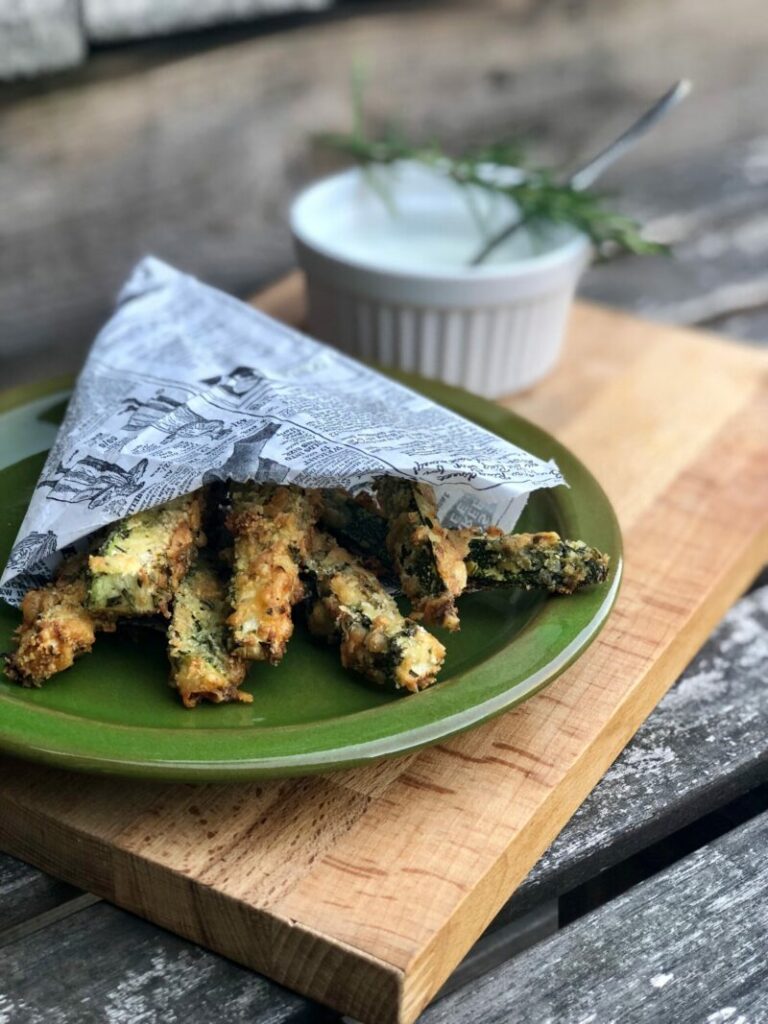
top-left (88, 491), bottom-right (205, 617)
top-left (374, 477), bottom-right (467, 632)
top-left (456, 528), bottom-right (610, 594)
top-left (227, 483), bottom-right (317, 663)
top-left (323, 487), bottom-right (609, 596)
top-left (168, 554), bottom-right (249, 708)
top-left (4, 553), bottom-right (115, 686)
top-left (319, 488), bottom-right (390, 563)
top-left (306, 530), bottom-right (445, 692)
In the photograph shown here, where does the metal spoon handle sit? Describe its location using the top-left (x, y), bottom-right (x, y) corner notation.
top-left (567, 79), bottom-right (691, 191)
top-left (469, 79), bottom-right (691, 267)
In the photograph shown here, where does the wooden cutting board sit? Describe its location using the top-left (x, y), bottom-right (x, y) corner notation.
top-left (2, 273), bottom-right (767, 1024)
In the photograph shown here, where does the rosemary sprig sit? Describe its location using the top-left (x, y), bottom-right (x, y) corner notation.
top-left (318, 123), bottom-right (665, 262)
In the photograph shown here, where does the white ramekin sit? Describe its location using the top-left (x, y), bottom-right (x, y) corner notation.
top-left (290, 164), bottom-right (591, 398)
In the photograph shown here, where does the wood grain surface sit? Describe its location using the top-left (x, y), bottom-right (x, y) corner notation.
top-left (1, 898), bottom-right (331, 1024)
top-left (1, 278), bottom-right (767, 1024)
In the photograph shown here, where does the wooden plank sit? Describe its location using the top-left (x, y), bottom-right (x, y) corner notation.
top-left (82, 0), bottom-right (334, 43)
top-left (706, 307), bottom-right (768, 346)
top-left (505, 578), bottom-right (768, 918)
top-left (5, 0), bottom-right (768, 382)
top-left (4, 273), bottom-right (766, 1017)
top-left (0, 852), bottom-right (87, 935)
top-left (1, 281), bottom-right (767, 1024)
top-left (582, 151), bottom-right (768, 339)
top-left (0, 900), bottom-right (333, 1024)
top-left (0, 0), bottom-right (85, 80)
top-left (0, 892), bottom-right (101, 949)
top-left (421, 810), bottom-right (768, 1024)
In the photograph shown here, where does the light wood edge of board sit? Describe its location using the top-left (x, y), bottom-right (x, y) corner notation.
top-left (250, 271), bottom-right (307, 325)
top-left (0, 773), bottom-right (404, 1022)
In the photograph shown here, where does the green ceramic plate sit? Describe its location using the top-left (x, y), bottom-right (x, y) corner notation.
top-left (0, 375), bottom-right (621, 780)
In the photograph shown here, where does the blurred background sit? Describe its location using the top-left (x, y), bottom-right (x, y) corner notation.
top-left (2, 0), bottom-right (766, 386)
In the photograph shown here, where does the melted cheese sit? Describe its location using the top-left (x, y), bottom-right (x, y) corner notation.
top-left (88, 492), bottom-right (204, 616)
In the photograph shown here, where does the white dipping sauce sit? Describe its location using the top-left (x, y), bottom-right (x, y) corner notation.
top-left (296, 162), bottom-right (580, 274)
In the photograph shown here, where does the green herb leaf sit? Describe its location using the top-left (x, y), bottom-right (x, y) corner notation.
top-left (317, 94), bottom-right (667, 261)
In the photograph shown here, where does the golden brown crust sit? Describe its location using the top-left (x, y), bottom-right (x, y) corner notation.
top-left (375, 478), bottom-right (467, 631)
top-left (4, 554), bottom-right (114, 686)
top-left (172, 657), bottom-right (250, 709)
top-left (166, 500), bottom-right (205, 593)
top-left (88, 491), bottom-right (206, 618)
top-left (226, 484), bottom-right (318, 662)
top-left (306, 531), bottom-right (446, 691)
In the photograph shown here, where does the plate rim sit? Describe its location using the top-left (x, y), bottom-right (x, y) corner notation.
top-left (0, 374), bottom-right (623, 780)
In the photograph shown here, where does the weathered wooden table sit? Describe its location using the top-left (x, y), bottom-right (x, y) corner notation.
top-left (3, 3), bottom-right (768, 1018)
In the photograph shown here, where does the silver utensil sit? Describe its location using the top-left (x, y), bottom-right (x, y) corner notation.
top-left (469, 79), bottom-right (691, 266)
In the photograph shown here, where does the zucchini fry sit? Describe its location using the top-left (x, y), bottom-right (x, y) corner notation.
top-left (456, 528), bottom-right (610, 594)
top-left (227, 483), bottom-right (317, 662)
top-left (306, 531), bottom-right (445, 692)
top-left (374, 477), bottom-right (467, 632)
top-left (4, 553), bottom-right (115, 686)
top-left (88, 491), bottom-right (205, 617)
top-left (318, 488), bottom-right (610, 597)
top-left (319, 488), bottom-right (390, 564)
top-left (168, 555), bottom-right (249, 708)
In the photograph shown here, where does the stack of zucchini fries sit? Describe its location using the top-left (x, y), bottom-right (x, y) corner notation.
top-left (4, 479), bottom-right (609, 707)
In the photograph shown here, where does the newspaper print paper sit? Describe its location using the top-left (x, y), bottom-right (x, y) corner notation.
top-left (0, 257), bottom-right (565, 605)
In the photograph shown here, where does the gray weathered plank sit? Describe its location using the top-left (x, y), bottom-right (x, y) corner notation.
top-left (582, 145), bottom-right (768, 338)
top-left (502, 581), bottom-right (768, 918)
top-left (437, 901), bottom-right (559, 999)
top-left (0, 899), bottom-right (333, 1024)
top-left (0, 0), bottom-right (85, 80)
top-left (4, 0), bottom-right (768, 383)
top-left (421, 809), bottom-right (768, 1024)
top-left (703, 307), bottom-right (768, 346)
top-left (83, 0), bottom-right (333, 44)
top-left (0, 852), bottom-right (87, 934)
top-left (0, 892), bottom-right (101, 948)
